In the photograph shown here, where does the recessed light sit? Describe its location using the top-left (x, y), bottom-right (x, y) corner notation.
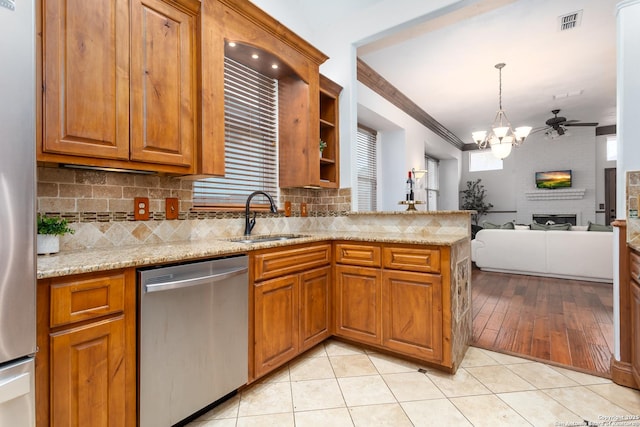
top-left (271, 64), bottom-right (278, 69)
top-left (251, 54), bottom-right (259, 59)
top-left (228, 42), bottom-right (236, 47)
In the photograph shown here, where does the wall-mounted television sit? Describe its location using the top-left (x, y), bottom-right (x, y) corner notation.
top-left (535, 170), bottom-right (572, 189)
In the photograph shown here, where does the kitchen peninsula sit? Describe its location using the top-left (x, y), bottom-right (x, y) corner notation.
top-left (37, 209), bottom-right (472, 425)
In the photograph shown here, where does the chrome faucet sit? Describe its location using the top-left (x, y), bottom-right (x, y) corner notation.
top-left (245, 191), bottom-right (278, 236)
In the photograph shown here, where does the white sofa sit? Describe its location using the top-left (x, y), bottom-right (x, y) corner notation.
top-left (471, 229), bottom-right (613, 283)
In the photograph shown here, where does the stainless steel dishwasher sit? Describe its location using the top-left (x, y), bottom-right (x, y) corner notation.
top-left (138, 255), bottom-right (248, 427)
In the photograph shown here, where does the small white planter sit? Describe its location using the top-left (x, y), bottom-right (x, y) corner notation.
top-left (37, 234), bottom-right (60, 255)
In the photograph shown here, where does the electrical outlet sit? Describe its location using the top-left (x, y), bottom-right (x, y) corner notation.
top-left (134, 197), bottom-right (149, 220)
top-left (284, 201), bottom-right (291, 217)
top-left (166, 198), bottom-right (179, 220)
top-left (300, 202), bottom-right (308, 217)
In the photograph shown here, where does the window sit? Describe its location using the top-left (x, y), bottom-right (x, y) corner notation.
top-left (425, 156), bottom-right (439, 211)
top-left (469, 150), bottom-right (503, 172)
top-left (193, 58), bottom-right (278, 209)
top-left (606, 136), bottom-right (617, 161)
top-left (357, 125), bottom-right (377, 211)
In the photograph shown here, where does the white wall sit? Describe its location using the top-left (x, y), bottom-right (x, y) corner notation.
top-left (614, 0), bottom-right (640, 360)
top-left (358, 83), bottom-right (462, 211)
top-left (248, 0), bottom-right (464, 210)
top-left (460, 127), bottom-right (607, 226)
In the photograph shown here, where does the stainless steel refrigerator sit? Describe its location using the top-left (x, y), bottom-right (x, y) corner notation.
top-left (0, 0), bottom-right (37, 426)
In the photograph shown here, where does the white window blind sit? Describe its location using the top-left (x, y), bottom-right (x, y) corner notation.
top-left (193, 58), bottom-right (278, 209)
top-left (357, 125), bottom-right (377, 211)
top-left (425, 156), bottom-right (439, 211)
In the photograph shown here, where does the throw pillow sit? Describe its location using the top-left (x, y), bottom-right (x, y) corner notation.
top-left (482, 221), bottom-right (515, 230)
top-left (587, 221), bottom-right (613, 232)
top-left (530, 222), bottom-right (572, 231)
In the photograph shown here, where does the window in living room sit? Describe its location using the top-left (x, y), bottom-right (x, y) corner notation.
top-left (469, 150), bottom-right (503, 172)
top-left (425, 156), bottom-right (439, 211)
top-left (357, 124), bottom-right (378, 211)
top-left (607, 136), bottom-right (617, 161)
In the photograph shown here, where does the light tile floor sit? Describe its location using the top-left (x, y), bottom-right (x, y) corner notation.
top-left (187, 340), bottom-right (640, 427)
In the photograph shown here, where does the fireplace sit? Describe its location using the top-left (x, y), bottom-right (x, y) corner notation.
top-left (532, 213), bottom-right (577, 226)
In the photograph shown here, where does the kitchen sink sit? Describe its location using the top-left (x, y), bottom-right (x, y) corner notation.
top-left (226, 234), bottom-right (309, 244)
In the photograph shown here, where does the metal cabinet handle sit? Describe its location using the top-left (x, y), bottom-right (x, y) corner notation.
top-left (144, 266), bottom-right (248, 293)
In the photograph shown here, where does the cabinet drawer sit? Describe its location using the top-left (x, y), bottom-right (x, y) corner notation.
top-left (383, 246), bottom-right (440, 273)
top-left (254, 244), bottom-right (331, 281)
top-left (50, 272), bottom-right (126, 328)
top-left (631, 249), bottom-right (640, 285)
top-left (334, 243), bottom-right (381, 267)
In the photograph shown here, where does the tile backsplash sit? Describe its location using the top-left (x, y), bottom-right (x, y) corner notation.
top-left (37, 166), bottom-right (353, 250)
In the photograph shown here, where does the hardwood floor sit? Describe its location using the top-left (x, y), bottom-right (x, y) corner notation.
top-left (471, 268), bottom-right (614, 377)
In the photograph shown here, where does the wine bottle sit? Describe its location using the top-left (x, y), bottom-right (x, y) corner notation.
top-left (406, 171), bottom-right (414, 201)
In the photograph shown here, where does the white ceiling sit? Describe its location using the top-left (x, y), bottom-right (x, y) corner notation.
top-left (350, 0), bottom-right (619, 146)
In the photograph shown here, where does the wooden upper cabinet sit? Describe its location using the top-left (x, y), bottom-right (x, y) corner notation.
top-left (40, 0), bottom-right (198, 173)
top-left (319, 75), bottom-right (341, 188)
top-left (200, 0), bottom-right (328, 182)
top-left (42, 0), bottom-right (130, 160)
top-left (278, 76), bottom-right (319, 188)
top-left (130, 0), bottom-right (196, 167)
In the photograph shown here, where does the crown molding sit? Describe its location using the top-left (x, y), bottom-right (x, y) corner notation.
top-left (357, 58), bottom-right (465, 150)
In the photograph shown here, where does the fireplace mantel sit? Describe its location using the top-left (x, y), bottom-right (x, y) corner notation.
top-left (525, 188), bottom-right (586, 201)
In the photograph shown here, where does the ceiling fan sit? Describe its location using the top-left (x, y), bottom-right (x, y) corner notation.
top-left (535, 109), bottom-right (599, 137)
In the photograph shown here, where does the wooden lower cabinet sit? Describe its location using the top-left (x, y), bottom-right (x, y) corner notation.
top-left (629, 250), bottom-right (640, 386)
top-left (50, 316), bottom-right (127, 427)
top-left (333, 242), bottom-right (448, 366)
top-left (37, 269), bottom-right (136, 427)
top-left (382, 270), bottom-right (442, 361)
top-left (254, 274), bottom-right (300, 379)
top-left (251, 244), bottom-right (332, 381)
top-left (631, 278), bottom-right (640, 385)
top-left (334, 264), bottom-right (382, 345)
top-left (299, 266), bottom-right (331, 352)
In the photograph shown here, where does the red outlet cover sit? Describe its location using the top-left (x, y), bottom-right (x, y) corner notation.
top-left (166, 198), bottom-right (179, 220)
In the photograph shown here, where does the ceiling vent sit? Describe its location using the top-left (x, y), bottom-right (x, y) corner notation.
top-left (558, 10), bottom-right (583, 31)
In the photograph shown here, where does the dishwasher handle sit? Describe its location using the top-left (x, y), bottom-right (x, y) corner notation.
top-left (144, 266), bottom-right (248, 293)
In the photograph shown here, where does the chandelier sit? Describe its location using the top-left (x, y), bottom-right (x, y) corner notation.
top-left (471, 63), bottom-right (532, 159)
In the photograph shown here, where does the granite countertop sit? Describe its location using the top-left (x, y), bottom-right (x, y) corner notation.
top-left (37, 231), bottom-right (469, 279)
top-left (346, 210), bottom-right (476, 216)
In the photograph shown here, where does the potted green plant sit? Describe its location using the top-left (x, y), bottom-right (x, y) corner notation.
top-left (460, 179), bottom-right (493, 227)
top-left (319, 139), bottom-right (327, 157)
top-left (37, 215), bottom-right (74, 255)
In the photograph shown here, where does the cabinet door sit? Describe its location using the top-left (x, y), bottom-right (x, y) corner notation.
top-left (43, 0), bottom-right (130, 160)
top-left (50, 316), bottom-right (126, 427)
top-left (299, 266), bottom-right (331, 352)
top-left (631, 280), bottom-right (640, 385)
top-left (334, 265), bottom-right (382, 345)
top-left (130, 0), bottom-right (196, 167)
top-left (382, 270), bottom-right (443, 362)
top-left (254, 275), bottom-right (299, 378)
